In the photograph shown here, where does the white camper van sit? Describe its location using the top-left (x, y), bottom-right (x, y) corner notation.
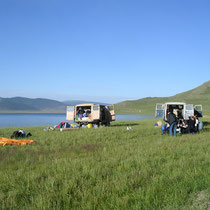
top-left (155, 102), bottom-right (203, 120)
top-left (66, 104), bottom-right (115, 126)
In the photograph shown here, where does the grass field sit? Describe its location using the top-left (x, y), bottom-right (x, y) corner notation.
top-left (0, 119), bottom-right (210, 209)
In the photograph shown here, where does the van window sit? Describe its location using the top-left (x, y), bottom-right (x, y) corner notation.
top-left (93, 105), bottom-right (99, 111)
top-left (186, 105), bottom-right (193, 110)
top-left (68, 107), bottom-right (74, 112)
top-left (108, 105), bottom-right (114, 111)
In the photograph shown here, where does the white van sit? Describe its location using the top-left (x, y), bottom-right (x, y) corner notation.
top-left (155, 102), bottom-right (202, 120)
top-left (66, 104), bottom-right (115, 126)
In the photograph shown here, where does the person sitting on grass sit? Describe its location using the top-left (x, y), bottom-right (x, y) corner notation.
top-left (178, 118), bottom-right (188, 134)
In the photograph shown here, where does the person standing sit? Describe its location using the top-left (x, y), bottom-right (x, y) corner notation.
top-left (167, 110), bottom-right (178, 136)
top-left (189, 116), bottom-right (195, 133)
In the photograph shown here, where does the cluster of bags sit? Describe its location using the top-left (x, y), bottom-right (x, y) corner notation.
top-left (11, 130), bottom-right (32, 139)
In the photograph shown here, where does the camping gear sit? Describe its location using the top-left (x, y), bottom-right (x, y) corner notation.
top-left (0, 137), bottom-right (35, 146)
top-left (44, 127), bottom-right (55, 131)
top-left (88, 123), bottom-right (92, 128)
top-left (56, 122), bottom-right (70, 129)
top-left (11, 130), bottom-right (32, 139)
top-left (93, 124), bottom-right (98, 128)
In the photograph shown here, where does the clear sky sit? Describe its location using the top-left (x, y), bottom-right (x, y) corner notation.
top-left (0, 0), bottom-right (210, 103)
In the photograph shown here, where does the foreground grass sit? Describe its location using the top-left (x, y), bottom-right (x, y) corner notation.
top-left (0, 119), bottom-right (210, 209)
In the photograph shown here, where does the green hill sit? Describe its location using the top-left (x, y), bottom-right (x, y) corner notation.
top-left (115, 81), bottom-right (210, 116)
top-left (0, 97), bottom-right (66, 113)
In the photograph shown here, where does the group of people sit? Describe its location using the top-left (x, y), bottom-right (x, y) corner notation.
top-left (76, 107), bottom-right (91, 120)
top-left (161, 109), bottom-right (202, 136)
top-left (178, 116), bottom-right (199, 134)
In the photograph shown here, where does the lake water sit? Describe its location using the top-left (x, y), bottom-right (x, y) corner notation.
top-left (0, 113), bottom-right (154, 128)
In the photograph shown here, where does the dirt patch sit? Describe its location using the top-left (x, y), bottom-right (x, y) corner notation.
top-left (194, 191), bottom-right (210, 209)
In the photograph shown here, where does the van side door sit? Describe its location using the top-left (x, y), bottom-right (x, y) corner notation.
top-left (66, 106), bottom-right (75, 121)
top-left (155, 104), bottom-right (165, 119)
top-left (194, 105), bottom-right (203, 117)
top-left (184, 104), bottom-right (194, 120)
top-left (108, 105), bottom-right (115, 121)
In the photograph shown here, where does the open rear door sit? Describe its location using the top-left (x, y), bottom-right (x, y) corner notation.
top-left (184, 104), bottom-right (194, 120)
top-left (194, 105), bottom-right (203, 117)
top-left (66, 106), bottom-right (75, 121)
top-left (108, 105), bottom-right (115, 121)
top-left (155, 104), bottom-right (164, 118)
top-left (92, 105), bottom-right (100, 120)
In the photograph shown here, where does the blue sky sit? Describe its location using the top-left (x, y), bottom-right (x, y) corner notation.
top-left (0, 0), bottom-right (210, 103)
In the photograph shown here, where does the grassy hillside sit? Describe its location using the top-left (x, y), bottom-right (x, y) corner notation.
top-left (0, 97), bottom-right (66, 113)
top-left (115, 81), bottom-right (210, 116)
top-left (0, 119), bottom-right (210, 209)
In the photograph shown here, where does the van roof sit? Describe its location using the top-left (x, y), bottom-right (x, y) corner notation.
top-left (76, 104), bottom-right (99, 106)
top-left (165, 102), bottom-right (186, 105)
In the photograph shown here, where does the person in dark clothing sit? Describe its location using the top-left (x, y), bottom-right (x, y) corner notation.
top-left (104, 106), bottom-right (111, 126)
top-left (166, 110), bottom-right (178, 136)
top-left (178, 118), bottom-right (188, 134)
top-left (78, 107), bottom-right (83, 119)
top-left (188, 116), bottom-right (195, 133)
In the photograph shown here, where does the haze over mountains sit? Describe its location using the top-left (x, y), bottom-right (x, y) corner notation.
top-left (0, 81), bottom-right (209, 114)
top-left (0, 98), bottom-right (103, 113)
top-left (0, 97), bottom-right (66, 113)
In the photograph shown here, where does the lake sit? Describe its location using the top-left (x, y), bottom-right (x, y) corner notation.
top-left (0, 113), bottom-right (154, 128)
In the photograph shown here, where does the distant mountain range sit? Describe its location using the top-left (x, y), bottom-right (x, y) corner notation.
top-left (115, 81), bottom-right (210, 115)
top-left (1, 81), bottom-right (210, 114)
top-left (0, 97), bottom-right (106, 113)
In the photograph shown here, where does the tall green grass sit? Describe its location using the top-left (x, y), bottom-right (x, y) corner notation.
top-left (0, 119), bottom-right (210, 209)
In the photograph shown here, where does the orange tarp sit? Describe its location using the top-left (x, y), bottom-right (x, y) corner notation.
top-left (0, 137), bottom-right (35, 146)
